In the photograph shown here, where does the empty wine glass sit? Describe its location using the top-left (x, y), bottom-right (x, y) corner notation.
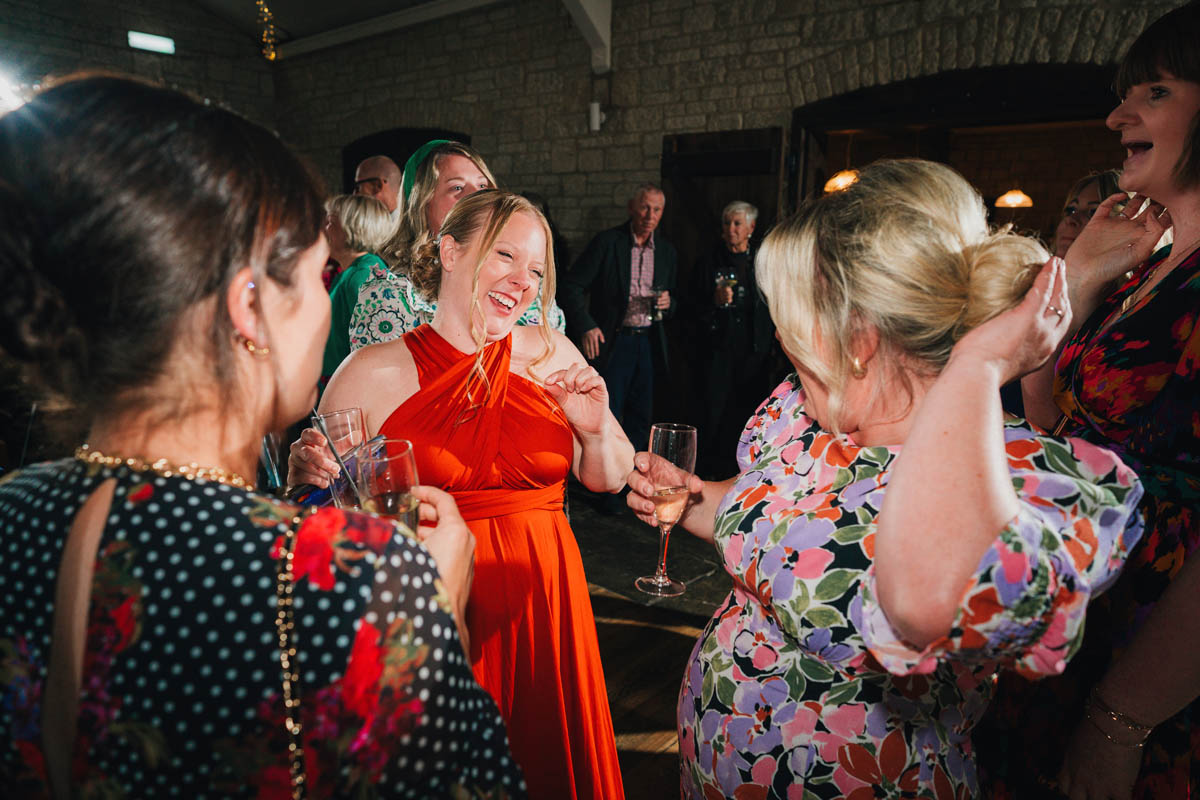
top-left (312, 407), bottom-right (366, 508)
top-left (636, 423), bottom-right (697, 597)
top-left (358, 438), bottom-right (420, 536)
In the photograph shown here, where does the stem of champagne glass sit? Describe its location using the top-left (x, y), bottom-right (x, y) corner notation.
top-left (655, 523), bottom-right (673, 580)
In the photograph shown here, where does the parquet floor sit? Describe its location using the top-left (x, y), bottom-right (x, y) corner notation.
top-left (590, 585), bottom-right (708, 800)
top-left (571, 483), bottom-right (731, 799)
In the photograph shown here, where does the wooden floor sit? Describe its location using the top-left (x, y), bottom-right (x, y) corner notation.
top-left (590, 584), bottom-right (709, 800)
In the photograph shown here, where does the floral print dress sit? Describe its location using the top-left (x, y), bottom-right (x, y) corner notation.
top-left (0, 458), bottom-right (525, 799)
top-left (979, 243), bottom-right (1200, 798)
top-left (348, 265), bottom-right (566, 351)
top-left (678, 377), bottom-right (1144, 800)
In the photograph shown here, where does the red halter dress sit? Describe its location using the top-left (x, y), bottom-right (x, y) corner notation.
top-left (380, 325), bottom-right (625, 800)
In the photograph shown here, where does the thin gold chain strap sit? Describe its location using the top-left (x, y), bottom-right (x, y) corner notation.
top-left (276, 515), bottom-right (307, 798)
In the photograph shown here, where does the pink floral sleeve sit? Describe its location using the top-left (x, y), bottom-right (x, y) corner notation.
top-left (856, 426), bottom-right (1144, 679)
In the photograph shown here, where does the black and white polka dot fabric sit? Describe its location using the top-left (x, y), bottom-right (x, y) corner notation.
top-left (0, 459), bottom-right (526, 798)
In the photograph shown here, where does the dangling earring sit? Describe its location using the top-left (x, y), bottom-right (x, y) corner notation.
top-left (235, 332), bottom-right (271, 357)
top-left (851, 356), bottom-right (866, 379)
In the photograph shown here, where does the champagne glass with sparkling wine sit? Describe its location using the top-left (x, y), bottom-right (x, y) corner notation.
top-left (358, 438), bottom-right (420, 535)
top-left (636, 423), bottom-right (697, 597)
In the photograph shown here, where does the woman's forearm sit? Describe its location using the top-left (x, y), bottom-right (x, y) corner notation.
top-left (575, 417), bottom-right (636, 493)
top-left (675, 477), bottom-right (737, 544)
top-left (875, 356), bottom-right (1019, 647)
top-left (1020, 358), bottom-right (1063, 431)
top-left (1096, 555), bottom-right (1200, 727)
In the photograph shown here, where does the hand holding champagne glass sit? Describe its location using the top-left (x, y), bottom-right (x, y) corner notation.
top-left (359, 438), bottom-right (420, 536)
top-left (636, 423), bottom-right (697, 597)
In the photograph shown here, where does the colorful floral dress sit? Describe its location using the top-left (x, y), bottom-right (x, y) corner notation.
top-left (348, 265), bottom-right (566, 351)
top-left (0, 458), bottom-right (525, 799)
top-left (678, 377), bottom-right (1144, 800)
top-left (979, 243), bottom-right (1200, 798)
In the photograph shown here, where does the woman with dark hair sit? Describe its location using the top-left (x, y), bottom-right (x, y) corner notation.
top-left (0, 76), bottom-right (524, 798)
top-left (986, 2), bottom-right (1200, 797)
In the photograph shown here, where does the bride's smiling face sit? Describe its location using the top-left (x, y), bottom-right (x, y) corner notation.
top-left (441, 210), bottom-right (547, 341)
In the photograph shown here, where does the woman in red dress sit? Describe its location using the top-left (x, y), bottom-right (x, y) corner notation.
top-left (295, 190), bottom-right (633, 800)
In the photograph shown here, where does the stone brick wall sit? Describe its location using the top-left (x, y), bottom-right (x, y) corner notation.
top-left (0, 0), bottom-right (273, 127)
top-left (2, 0), bottom-right (1180, 253)
top-left (273, 0), bottom-right (1178, 254)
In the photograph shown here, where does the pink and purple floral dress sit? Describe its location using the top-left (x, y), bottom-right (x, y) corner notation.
top-left (678, 376), bottom-right (1144, 800)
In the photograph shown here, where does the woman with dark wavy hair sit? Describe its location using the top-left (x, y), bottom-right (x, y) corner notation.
top-left (985, 2), bottom-right (1200, 797)
top-left (0, 75), bottom-right (524, 798)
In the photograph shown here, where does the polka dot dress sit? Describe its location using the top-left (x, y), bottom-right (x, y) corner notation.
top-left (0, 459), bottom-right (526, 798)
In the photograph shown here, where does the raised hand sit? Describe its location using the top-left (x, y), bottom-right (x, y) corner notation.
top-left (950, 256), bottom-right (1072, 385)
top-left (286, 427), bottom-right (341, 489)
top-left (544, 363), bottom-right (611, 437)
top-left (1067, 192), bottom-right (1171, 291)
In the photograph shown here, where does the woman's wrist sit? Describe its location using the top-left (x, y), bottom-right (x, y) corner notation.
top-left (1085, 686), bottom-right (1154, 748)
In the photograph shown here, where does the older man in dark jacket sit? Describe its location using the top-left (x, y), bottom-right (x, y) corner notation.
top-left (559, 183), bottom-right (677, 459)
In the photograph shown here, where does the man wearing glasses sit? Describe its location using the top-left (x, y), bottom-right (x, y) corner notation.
top-left (353, 155), bottom-right (402, 222)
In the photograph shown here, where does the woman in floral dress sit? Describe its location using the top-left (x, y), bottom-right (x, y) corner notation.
top-left (625, 159), bottom-right (1145, 799)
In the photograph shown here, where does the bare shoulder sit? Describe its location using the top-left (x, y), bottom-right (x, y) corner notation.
top-left (511, 326), bottom-right (584, 377)
top-left (322, 337), bottom-right (419, 435)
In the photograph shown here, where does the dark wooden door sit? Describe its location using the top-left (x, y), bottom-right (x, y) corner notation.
top-left (658, 128), bottom-right (785, 425)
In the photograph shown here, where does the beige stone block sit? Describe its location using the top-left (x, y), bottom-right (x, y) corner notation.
top-left (579, 149), bottom-right (605, 173)
top-left (682, 4), bottom-right (716, 33)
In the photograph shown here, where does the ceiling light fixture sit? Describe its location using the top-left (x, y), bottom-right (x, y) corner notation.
top-left (995, 189), bottom-right (1033, 208)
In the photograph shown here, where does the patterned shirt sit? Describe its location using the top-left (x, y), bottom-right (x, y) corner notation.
top-left (349, 265), bottom-right (566, 352)
top-left (621, 236), bottom-right (655, 328)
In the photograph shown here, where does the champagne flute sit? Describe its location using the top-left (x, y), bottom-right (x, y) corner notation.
top-left (312, 407), bottom-right (367, 508)
top-left (716, 271), bottom-right (738, 308)
top-left (651, 283), bottom-right (668, 322)
top-left (636, 423), bottom-right (697, 597)
top-left (358, 438), bottom-right (420, 536)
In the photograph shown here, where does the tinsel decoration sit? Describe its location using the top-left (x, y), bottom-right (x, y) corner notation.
top-left (256, 0), bottom-right (278, 61)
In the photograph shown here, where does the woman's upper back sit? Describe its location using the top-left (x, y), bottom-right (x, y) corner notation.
top-left (0, 458), bottom-right (525, 798)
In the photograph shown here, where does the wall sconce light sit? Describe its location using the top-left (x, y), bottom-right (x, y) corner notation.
top-left (588, 101), bottom-right (606, 133)
top-left (995, 189), bottom-right (1033, 208)
top-left (128, 31), bottom-right (176, 54)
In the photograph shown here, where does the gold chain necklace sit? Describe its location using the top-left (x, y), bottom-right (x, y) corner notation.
top-left (75, 444), bottom-right (255, 490)
top-left (277, 515), bottom-right (307, 798)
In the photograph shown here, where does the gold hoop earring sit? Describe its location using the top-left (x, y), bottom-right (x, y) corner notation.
top-left (851, 356), bottom-right (867, 379)
top-left (236, 332), bottom-right (271, 357)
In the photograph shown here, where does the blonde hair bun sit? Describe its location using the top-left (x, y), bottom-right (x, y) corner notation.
top-left (757, 158), bottom-right (1048, 426)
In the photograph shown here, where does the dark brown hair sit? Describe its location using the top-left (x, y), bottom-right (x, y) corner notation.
top-left (1115, 0), bottom-right (1200, 189)
top-left (0, 74), bottom-right (325, 441)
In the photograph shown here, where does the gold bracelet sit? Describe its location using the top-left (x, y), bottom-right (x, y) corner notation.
top-left (1090, 689), bottom-right (1154, 736)
top-left (1084, 708), bottom-right (1145, 748)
